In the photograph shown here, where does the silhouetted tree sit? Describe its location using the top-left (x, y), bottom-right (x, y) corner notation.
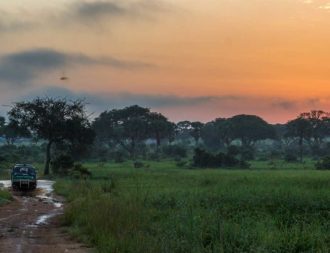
top-left (300, 110), bottom-right (330, 155)
top-left (148, 112), bottom-right (174, 149)
top-left (8, 97), bottom-right (94, 175)
top-left (93, 105), bottom-right (172, 158)
top-left (227, 115), bottom-right (276, 147)
top-left (286, 117), bottom-right (312, 162)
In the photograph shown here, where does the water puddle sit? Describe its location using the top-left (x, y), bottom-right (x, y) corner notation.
top-left (35, 213), bottom-right (58, 225)
top-left (0, 180), bottom-right (11, 189)
top-left (0, 179), bottom-right (63, 226)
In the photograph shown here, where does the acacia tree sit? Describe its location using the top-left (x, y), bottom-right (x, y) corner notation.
top-left (300, 110), bottom-right (330, 153)
top-left (286, 117), bottom-right (312, 162)
top-left (8, 97), bottom-right (94, 175)
top-left (93, 105), bottom-right (174, 158)
top-left (93, 105), bottom-right (151, 158)
top-left (227, 115), bottom-right (276, 147)
top-left (201, 118), bottom-right (233, 150)
top-left (148, 112), bottom-right (174, 149)
top-left (190, 121), bottom-right (204, 144)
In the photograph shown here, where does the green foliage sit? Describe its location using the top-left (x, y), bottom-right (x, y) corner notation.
top-left (162, 144), bottom-right (187, 159)
top-left (315, 156), bottom-right (330, 170)
top-left (70, 164), bottom-right (92, 179)
top-left (0, 144), bottom-right (44, 165)
top-left (8, 97), bottom-right (94, 174)
top-left (193, 148), bottom-right (243, 168)
top-left (55, 164), bottom-right (330, 253)
top-left (284, 153), bottom-right (298, 163)
top-left (51, 154), bottom-right (74, 175)
top-left (93, 105), bottom-right (174, 158)
top-left (0, 189), bottom-right (12, 205)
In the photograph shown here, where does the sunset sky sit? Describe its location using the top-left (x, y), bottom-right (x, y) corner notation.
top-left (0, 0), bottom-right (330, 123)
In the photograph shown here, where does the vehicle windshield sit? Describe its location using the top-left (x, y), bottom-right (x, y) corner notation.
top-left (13, 167), bottom-right (36, 175)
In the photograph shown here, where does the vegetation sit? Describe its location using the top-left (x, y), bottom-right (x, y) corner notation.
top-left (8, 97), bottom-right (94, 175)
top-left (1, 98), bottom-right (330, 252)
top-left (0, 189), bottom-right (12, 206)
top-left (55, 162), bottom-right (330, 253)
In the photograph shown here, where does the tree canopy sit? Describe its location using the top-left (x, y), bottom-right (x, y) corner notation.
top-left (8, 97), bottom-right (94, 175)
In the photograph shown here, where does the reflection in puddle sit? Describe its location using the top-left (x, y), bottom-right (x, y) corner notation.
top-left (0, 180), bottom-right (11, 189)
top-left (36, 213), bottom-right (58, 225)
top-left (0, 179), bottom-right (64, 227)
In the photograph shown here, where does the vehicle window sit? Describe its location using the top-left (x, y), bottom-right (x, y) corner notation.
top-left (13, 167), bottom-right (35, 174)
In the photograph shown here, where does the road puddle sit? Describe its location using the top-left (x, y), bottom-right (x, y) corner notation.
top-left (0, 179), bottom-right (63, 226)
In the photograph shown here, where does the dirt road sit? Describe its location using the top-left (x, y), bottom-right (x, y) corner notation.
top-left (0, 180), bottom-right (92, 253)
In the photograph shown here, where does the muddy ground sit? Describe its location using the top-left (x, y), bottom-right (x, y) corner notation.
top-left (0, 180), bottom-right (92, 253)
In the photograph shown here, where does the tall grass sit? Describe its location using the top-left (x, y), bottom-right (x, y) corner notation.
top-left (55, 163), bottom-right (330, 252)
top-left (0, 189), bottom-right (12, 205)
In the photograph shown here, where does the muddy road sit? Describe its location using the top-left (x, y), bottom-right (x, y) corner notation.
top-left (0, 180), bottom-right (92, 253)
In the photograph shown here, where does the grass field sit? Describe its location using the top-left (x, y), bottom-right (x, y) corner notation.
top-left (54, 161), bottom-right (330, 253)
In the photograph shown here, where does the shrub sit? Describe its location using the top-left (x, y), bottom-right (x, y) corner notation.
top-left (240, 146), bottom-right (255, 160)
top-left (176, 160), bottom-right (188, 167)
top-left (70, 164), bottom-right (92, 179)
top-left (133, 161), bottom-right (145, 169)
top-left (113, 150), bottom-right (127, 163)
top-left (315, 156), bottom-right (330, 170)
top-left (193, 148), bottom-right (242, 168)
top-left (162, 145), bottom-right (187, 159)
top-left (227, 145), bottom-right (240, 156)
top-left (51, 154), bottom-right (74, 175)
top-left (284, 153), bottom-right (298, 163)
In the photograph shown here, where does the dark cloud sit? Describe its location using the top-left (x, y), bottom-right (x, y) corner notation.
top-left (25, 86), bottom-right (309, 113)
top-left (0, 48), bottom-right (153, 85)
top-left (271, 100), bottom-right (297, 110)
top-left (72, 0), bottom-right (170, 22)
top-left (24, 86), bottom-right (215, 111)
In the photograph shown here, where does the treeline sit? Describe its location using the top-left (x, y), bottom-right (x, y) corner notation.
top-left (1, 97), bottom-right (330, 174)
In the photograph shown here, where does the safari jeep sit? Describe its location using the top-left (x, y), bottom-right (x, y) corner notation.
top-left (11, 164), bottom-right (37, 190)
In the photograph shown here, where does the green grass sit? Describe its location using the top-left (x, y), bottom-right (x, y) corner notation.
top-left (55, 161), bottom-right (330, 253)
top-left (0, 189), bottom-right (12, 205)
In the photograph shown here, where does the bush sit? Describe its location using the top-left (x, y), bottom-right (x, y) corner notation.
top-left (240, 146), bottom-right (255, 160)
top-left (176, 160), bottom-right (188, 167)
top-left (162, 145), bottom-right (187, 159)
top-left (315, 156), bottom-right (330, 170)
top-left (133, 161), bottom-right (149, 169)
top-left (193, 148), bottom-right (241, 168)
top-left (227, 145), bottom-right (240, 156)
top-left (284, 153), bottom-right (298, 163)
top-left (112, 150), bottom-right (127, 163)
top-left (51, 154), bottom-right (74, 175)
top-left (70, 164), bottom-right (92, 179)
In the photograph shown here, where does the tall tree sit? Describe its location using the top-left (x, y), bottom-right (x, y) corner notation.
top-left (93, 105), bottom-right (151, 158)
top-left (227, 115), bottom-right (276, 147)
top-left (286, 117), bottom-right (312, 162)
top-left (148, 112), bottom-right (174, 149)
top-left (8, 97), bottom-right (94, 175)
top-left (300, 110), bottom-right (330, 150)
top-left (201, 118), bottom-right (233, 150)
top-left (190, 121), bottom-right (204, 144)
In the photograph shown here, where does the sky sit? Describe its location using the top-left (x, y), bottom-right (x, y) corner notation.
top-left (0, 0), bottom-right (330, 123)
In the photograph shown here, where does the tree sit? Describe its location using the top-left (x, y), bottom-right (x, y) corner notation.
top-left (0, 116), bottom-right (31, 145)
top-left (286, 117), bottom-right (312, 162)
top-left (176, 121), bottom-right (193, 140)
top-left (190, 121), bottom-right (204, 144)
top-left (93, 105), bottom-right (151, 158)
top-left (227, 115), bottom-right (276, 147)
top-left (175, 121), bottom-right (204, 144)
top-left (299, 110), bottom-right (330, 154)
top-left (8, 97), bottom-right (94, 175)
top-left (148, 112), bottom-right (174, 149)
top-left (201, 118), bottom-right (236, 150)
